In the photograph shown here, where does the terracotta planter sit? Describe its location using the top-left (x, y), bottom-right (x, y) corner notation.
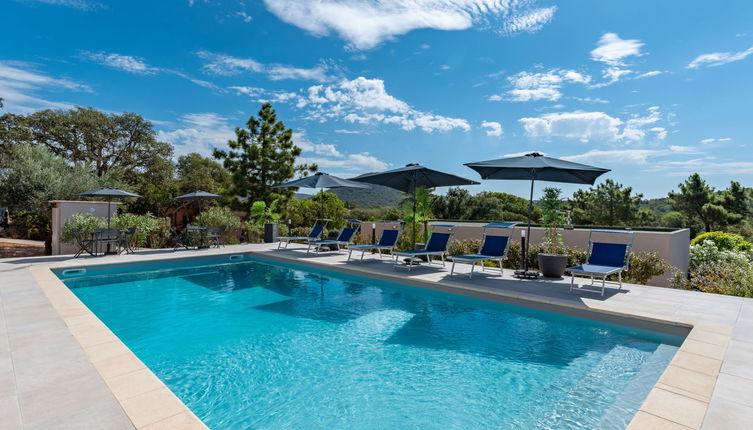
top-left (538, 253), bottom-right (568, 278)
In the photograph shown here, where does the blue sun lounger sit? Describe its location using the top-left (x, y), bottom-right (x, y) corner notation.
top-left (306, 223), bottom-right (360, 255)
top-left (347, 227), bottom-right (401, 262)
top-left (566, 230), bottom-right (635, 296)
top-left (392, 231), bottom-right (453, 271)
top-left (450, 222), bottom-right (516, 278)
top-left (277, 219), bottom-right (328, 249)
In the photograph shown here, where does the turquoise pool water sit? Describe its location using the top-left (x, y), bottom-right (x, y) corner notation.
top-left (59, 256), bottom-right (682, 429)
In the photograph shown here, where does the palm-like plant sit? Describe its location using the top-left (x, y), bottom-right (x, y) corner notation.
top-left (401, 187), bottom-right (434, 244)
top-left (250, 199), bottom-right (281, 227)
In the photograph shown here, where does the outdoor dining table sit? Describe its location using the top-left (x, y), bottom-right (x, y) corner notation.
top-left (185, 226), bottom-right (209, 249)
top-left (90, 228), bottom-right (121, 256)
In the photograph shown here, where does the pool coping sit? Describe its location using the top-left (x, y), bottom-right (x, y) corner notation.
top-left (19, 245), bottom-right (746, 429)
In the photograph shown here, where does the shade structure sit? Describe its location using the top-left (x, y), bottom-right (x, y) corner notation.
top-left (79, 187), bottom-right (140, 228)
top-left (176, 190), bottom-right (221, 201)
top-left (176, 190), bottom-right (221, 223)
top-left (464, 152), bottom-right (609, 277)
top-left (273, 172), bottom-right (370, 219)
top-left (353, 163), bottom-right (480, 248)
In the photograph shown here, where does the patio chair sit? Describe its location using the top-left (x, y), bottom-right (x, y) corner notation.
top-left (118, 228), bottom-right (137, 254)
top-left (206, 225), bottom-right (226, 248)
top-left (392, 230), bottom-right (454, 271)
top-left (347, 227), bottom-right (401, 262)
top-left (171, 227), bottom-right (190, 251)
top-left (306, 223), bottom-right (360, 255)
top-left (94, 228), bottom-right (121, 255)
top-left (72, 229), bottom-right (95, 258)
top-left (277, 219), bottom-right (329, 249)
top-left (566, 230), bottom-right (635, 296)
top-left (450, 222), bottom-right (516, 278)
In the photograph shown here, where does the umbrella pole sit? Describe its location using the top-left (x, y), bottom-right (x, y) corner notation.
top-left (320, 188), bottom-right (325, 220)
top-left (524, 177), bottom-right (535, 272)
top-left (107, 198), bottom-right (111, 229)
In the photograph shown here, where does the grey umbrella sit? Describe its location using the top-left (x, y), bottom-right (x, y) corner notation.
top-left (464, 152), bottom-right (610, 277)
top-left (352, 163), bottom-right (480, 248)
top-left (273, 172), bottom-right (370, 219)
top-left (176, 190), bottom-right (221, 223)
top-left (79, 187), bottom-right (141, 228)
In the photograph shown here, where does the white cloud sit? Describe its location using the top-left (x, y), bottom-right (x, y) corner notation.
top-left (294, 132), bottom-right (388, 173)
top-left (563, 145), bottom-right (696, 165)
top-left (501, 7), bottom-right (557, 35)
top-left (481, 121), bottom-right (503, 137)
top-left (519, 106), bottom-right (667, 143)
top-left (261, 0), bottom-right (556, 50)
top-left (687, 46), bottom-right (753, 68)
top-left (700, 137), bottom-right (733, 144)
top-left (293, 77), bottom-right (470, 133)
top-left (635, 70), bottom-right (664, 79)
top-left (83, 52), bottom-right (157, 74)
top-left (197, 51), bottom-right (336, 82)
top-left (228, 86), bottom-right (299, 103)
top-left (235, 11), bottom-right (252, 22)
top-left (590, 33), bottom-right (644, 66)
top-left (492, 68), bottom-right (591, 102)
top-left (157, 113), bottom-right (236, 157)
top-left (22, 0), bottom-right (102, 10)
top-left (0, 61), bottom-right (90, 112)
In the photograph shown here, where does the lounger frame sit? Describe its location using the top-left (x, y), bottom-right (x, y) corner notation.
top-left (305, 223), bottom-right (360, 255)
top-left (392, 231), bottom-right (454, 271)
top-left (347, 226), bottom-right (401, 262)
top-left (449, 222), bottom-right (516, 278)
top-left (567, 230), bottom-right (635, 296)
top-left (277, 219), bottom-right (329, 249)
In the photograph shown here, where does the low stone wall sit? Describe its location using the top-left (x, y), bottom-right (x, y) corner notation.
top-left (358, 221), bottom-right (689, 287)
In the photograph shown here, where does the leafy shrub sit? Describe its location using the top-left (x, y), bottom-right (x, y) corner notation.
top-left (195, 206), bottom-right (241, 231)
top-left (61, 213), bottom-right (105, 244)
top-left (110, 213), bottom-right (167, 247)
top-left (623, 252), bottom-right (671, 285)
top-left (683, 240), bottom-right (753, 297)
top-left (691, 231), bottom-right (752, 251)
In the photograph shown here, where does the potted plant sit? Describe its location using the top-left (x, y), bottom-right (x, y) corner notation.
top-left (251, 199), bottom-right (281, 243)
top-left (537, 187), bottom-right (568, 277)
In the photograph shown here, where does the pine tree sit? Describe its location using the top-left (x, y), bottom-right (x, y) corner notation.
top-left (214, 103), bottom-right (316, 207)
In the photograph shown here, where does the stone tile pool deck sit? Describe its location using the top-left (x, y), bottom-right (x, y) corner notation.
top-left (1, 242), bottom-right (752, 429)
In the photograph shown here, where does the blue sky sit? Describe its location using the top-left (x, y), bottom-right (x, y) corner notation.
top-left (3, 0), bottom-right (753, 199)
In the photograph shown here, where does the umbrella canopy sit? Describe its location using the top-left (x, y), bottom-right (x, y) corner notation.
top-left (273, 172), bottom-right (370, 219)
top-left (464, 152), bottom-right (609, 277)
top-left (79, 187), bottom-right (141, 228)
top-left (353, 163), bottom-right (479, 248)
top-left (176, 190), bottom-right (221, 201)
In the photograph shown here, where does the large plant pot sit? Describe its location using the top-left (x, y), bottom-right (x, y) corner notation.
top-left (538, 253), bottom-right (568, 278)
top-left (264, 223), bottom-right (278, 243)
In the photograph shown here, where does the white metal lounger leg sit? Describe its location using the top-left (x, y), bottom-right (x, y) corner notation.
top-left (450, 260), bottom-right (456, 275)
top-left (377, 248), bottom-right (382, 259)
top-left (570, 273), bottom-right (576, 292)
top-left (601, 276), bottom-right (606, 296)
top-left (469, 261), bottom-right (475, 279)
top-left (361, 249), bottom-right (367, 261)
top-left (498, 259), bottom-right (504, 276)
top-left (440, 254), bottom-right (445, 267)
top-left (277, 240), bottom-right (283, 250)
top-left (348, 248), bottom-right (353, 261)
top-left (618, 271), bottom-right (623, 289)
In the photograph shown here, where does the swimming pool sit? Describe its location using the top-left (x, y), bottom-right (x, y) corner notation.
top-left (57, 256), bottom-right (683, 429)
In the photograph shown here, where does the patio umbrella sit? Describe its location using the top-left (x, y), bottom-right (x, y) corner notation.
top-left (353, 163), bottom-right (479, 248)
top-left (273, 172), bottom-right (370, 219)
top-left (464, 152), bottom-right (609, 277)
top-left (79, 187), bottom-right (140, 228)
top-left (176, 190), bottom-right (220, 222)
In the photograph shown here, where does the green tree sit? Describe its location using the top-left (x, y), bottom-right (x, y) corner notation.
top-left (176, 153), bottom-right (232, 195)
top-left (214, 103), bottom-right (316, 208)
top-left (569, 179), bottom-right (642, 226)
top-left (432, 187), bottom-right (472, 220)
top-left (668, 173), bottom-right (739, 232)
top-left (721, 181), bottom-right (752, 218)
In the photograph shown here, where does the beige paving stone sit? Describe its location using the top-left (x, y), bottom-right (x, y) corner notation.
top-left (691, 321), bottom-right (733, 336)
top-left (720, 340), bottom-right (753, 380)
top-left (13, 354), bottom-right (97, 394)
top-left (67, 321), bottom-right (121, 348)
top-left (713, 373), bottom-right (753, 408)
top-left (670, 351), bottom-right (722, 377)
top-left (702, 397), bottom-right (753, 429)
top-left (121, 388), bottom-right (188, 428)
top-left (0, 370), bottom-right (16, 398)
top-left (640, 388), bottom-right (707, 429)
top-left (95, 352), bottom-right (147, 380)
top-left (627, 411), bottom-right (693, 430)
top-left (23, 401), bottom-right (134, 430)
top-left (685, 328), bottom-right (730, 347)
top-left (679, 339), bottom-right (727, 361)
top-left (141, 410), bottom-right (208, 430)
top-left (18, 372), bottom-right (118, 427)
top-left (106, 368), bottom-right (165, 402)
top-left (0, 394), bottom-right (22, 430)
top-left (85, 339), bottom-right (134, 363)
top-left (658, 366), bottom-right (717, 401)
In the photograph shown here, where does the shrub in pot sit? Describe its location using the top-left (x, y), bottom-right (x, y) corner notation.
top-left (251, 199), bottom-right (281, 243)
top-left (537, 187), bottom-right (568, 277)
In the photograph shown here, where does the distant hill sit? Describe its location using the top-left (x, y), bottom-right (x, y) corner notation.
top-left (332, 184), bottom-right (404, 208)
